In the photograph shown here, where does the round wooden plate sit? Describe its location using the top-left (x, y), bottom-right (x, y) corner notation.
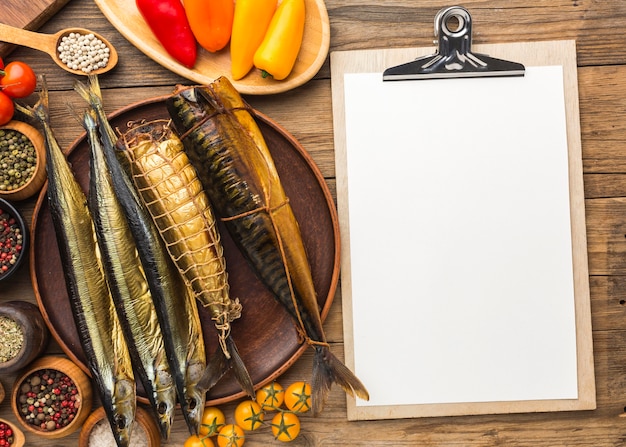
top-left (94, 0), bottom-right (330, 95)
top-left (30, 96), bottom-right (340, 405)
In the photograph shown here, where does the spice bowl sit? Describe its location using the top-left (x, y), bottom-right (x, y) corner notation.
top-left (78, 405), bottom-right (160, 447)
top-left (0, 417), bottom-right (26, 447)
top-left (0, 301), bottom-right (49, 373)
top-left (0, 120), bottom-right (46, 201)
top-left (11, 356), bottom-right (93, 439)
top-left (0, 198), bottom-right (29, 282)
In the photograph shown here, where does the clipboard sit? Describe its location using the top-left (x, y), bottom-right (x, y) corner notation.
top-left (331, 6), bottom-right (595, 421)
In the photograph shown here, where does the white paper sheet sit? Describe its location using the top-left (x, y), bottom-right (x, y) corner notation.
top-left (342, 66), bottom-right (578, 407)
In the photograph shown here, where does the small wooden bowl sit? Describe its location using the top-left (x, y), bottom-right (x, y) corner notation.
top-left (0, 198), bottom-right (29, 283)
top-left (0, 417), bottom-right (26, 447)
top-left (0, 120), bottom-right (46, 201)
top-left (78, 405), bottom-right (161, 447)
top-left (11, 356), bottom-right (93, 439)
top-left (0, 301), bottom-right (50, 373)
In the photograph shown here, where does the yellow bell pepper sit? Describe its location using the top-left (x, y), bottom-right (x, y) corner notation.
top-left (253, 0), bottom-right (305, 81)
top-left (230, 0), bottom-right (277, 80)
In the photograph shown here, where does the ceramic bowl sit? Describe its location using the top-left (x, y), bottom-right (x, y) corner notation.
top-left (0, 198), bottom-right (29, 282)
top-left (11, 356), bottom-right (93, 439)
top-left (0, 120), bottom-right (46, 201)
top-left (78, 405), bottom-right (161, 447)
top-left (0, 417), bottom-right (26, 447)
top-left (0, 301), bottom-right (50, 373)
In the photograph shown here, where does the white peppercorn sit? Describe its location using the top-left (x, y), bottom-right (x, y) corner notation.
top-left (57, 32), bottom-right (110, 74)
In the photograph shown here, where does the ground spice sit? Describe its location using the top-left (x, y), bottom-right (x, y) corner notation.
top-left (0, 205), bottom-right (23, 275)
top-left (0, 129), bottom-right (37, 192)
top-left (0, 315), bottom-right (23, 363)
top-left (17, 368), bottom-right (81, 432)
top-left (0, 420), bottom-right (15, 446)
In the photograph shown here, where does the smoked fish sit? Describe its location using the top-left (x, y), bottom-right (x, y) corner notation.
top-left (74, 76), bottom-right (205, 435)
top-left (166, 78), bottom-right (369, 415)
top-left (18, 78), bottom-right (136, 447)
top-left (80, 108), bottom-right (177, 439)
top-left (117, 119), bottom-right (255, 400)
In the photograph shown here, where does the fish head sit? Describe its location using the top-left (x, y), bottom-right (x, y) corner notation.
top-left (110, 378), bottom-right (137, 447)
top-left (182, 362), bottom-right (208, 435)
top-left (154, 369), bottom-right (177, 439)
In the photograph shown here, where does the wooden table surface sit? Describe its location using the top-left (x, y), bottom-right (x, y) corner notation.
top-left (2, 0), bottom-right (626, 445)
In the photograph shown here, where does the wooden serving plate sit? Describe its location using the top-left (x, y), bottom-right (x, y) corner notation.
top-left (94, 0), bottom-right (330, 95)
top-left (30, 96), bottom-right (340, 405)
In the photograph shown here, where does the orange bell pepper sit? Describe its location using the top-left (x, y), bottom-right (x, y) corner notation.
top-left (253, 0), bottom-right (305, 81)
top-left (183, 0), bottom-right (234, 53)
top-left (230, 0), bottom-right (277, 80)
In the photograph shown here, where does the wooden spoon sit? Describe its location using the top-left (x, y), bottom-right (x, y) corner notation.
top-left (0, 23), bottom-right (118, 76)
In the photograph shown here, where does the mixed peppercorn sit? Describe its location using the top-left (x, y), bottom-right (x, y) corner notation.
top-left (0, 205), bottom-right (23, 275)
top-left (0, 128), bottom-right (37, 193)
top-left (0, 421), bottom-right (15, 446)
top-left (17, 369), bottom-right (80, 432)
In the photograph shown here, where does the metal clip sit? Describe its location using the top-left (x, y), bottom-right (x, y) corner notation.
top-left (382, 6), bottom-right (525, 81)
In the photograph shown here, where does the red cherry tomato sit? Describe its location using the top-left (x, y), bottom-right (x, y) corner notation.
top-left (0, 91), bottom-right (14, 125)
top-left (0, 61), bottom-right (36, 98)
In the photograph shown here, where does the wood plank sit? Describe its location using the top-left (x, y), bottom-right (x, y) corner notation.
top-left (0, 0), bottom-right (71, 56)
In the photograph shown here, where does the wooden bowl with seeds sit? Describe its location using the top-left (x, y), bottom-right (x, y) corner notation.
top-left (0, 120), bottom-right (46, 202)
top-left (0, 301), bottom-right (50, 373)
top-left (0, 417), bottom-right (26, 447)
top-left (11, 356), bottom-right (93, 439)
top-left (0, 198), bottom-right (29, 283)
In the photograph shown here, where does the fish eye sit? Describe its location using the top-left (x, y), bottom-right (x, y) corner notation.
top-left (158, 402), bottom-right (168, 415)
top-left (188, 398), bottom-right (197, 410)
top-left (115, 415), bottom-right (127, 430)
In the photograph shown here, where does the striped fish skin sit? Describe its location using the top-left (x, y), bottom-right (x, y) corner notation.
top-left (74, 76), bottom-right (204, 435)
top-left (81, 110), bottom-right (177, 439)
top-left (166, 79), bottom-right (369, 415)
top-left (18, 78), bottom-right (136, 447)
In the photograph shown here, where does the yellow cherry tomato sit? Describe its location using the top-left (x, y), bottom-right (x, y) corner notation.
top-left (234, 399), bottom-right (265, 431)
top-left (283, 381), bottom-right (311, 413)
top-left (199, 406), bottom-right (226, 436)
top-left (255, 381), bottom-right (284, 410)
top-left (217, 424), bottom-right (246, 447)
top-left (184, 434), bottom-right (216, 447)
top-left (271, 411), bottom-right (301, 442)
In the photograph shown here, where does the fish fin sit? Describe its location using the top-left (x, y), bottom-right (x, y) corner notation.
top-left (225, 335), bottom-right (255, 399)
top-left (311, 345), bottom-right (370, 416)
top-left (197, 336), bottom-right (255, 399)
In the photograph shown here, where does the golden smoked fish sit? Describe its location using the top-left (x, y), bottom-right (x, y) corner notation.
top-left (17, 78), bottom-right (136, 447)
top-left (166, 78), bottom-right (369, 415)
top-left (79, 108), bottom-right (177, 439)
top-left (74, 76), bottom-right (203, 435)
top-left (117, 119), bottom-right (254, 399)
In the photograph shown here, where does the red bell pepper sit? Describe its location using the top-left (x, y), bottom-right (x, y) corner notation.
top-left (136, 0), bottom-right (197, 68)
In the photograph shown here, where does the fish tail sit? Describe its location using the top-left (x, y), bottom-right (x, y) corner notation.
top-left (311, 345), bottom-right (369, 416)
top-left (198, 335), bottom-right (255, 399)
top-left (15, 75), bottom-right (49, 124)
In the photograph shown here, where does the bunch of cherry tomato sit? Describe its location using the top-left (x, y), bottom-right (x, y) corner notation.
top-left (0, 58), bottom-right (37, 126)
top-left (185, 380), bottom-right (312, 446)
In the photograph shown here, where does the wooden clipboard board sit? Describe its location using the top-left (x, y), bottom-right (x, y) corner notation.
top-left (331, 37), bottom-right (595, 421)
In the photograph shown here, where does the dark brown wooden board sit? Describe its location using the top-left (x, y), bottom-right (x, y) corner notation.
top-left (0, 0), bottom-right (71, 57)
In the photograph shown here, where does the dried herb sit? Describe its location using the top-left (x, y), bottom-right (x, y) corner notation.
top-left (0, 315), bottom-right (23, 362)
